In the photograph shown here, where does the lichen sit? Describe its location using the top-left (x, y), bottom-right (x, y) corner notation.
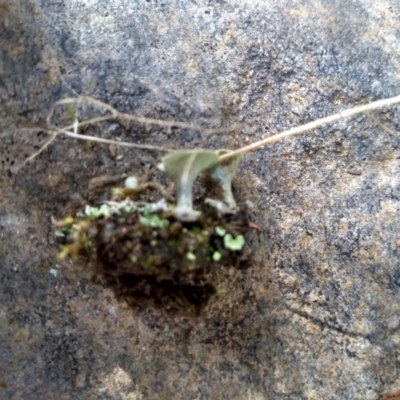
top-left (124, 176), bottom-right (139, 189)
top-left (224, 234), bottom-right (245, 251)
top-left (55, 196), bottom-right (250, 313)
top-left (215, 226), bottom-right (227, 236)
top-left (159, 149), bottom-right (219, 221)
top-left (54, 149), bottom-right (251, 313)
top-left (204, 149), bottom-right (242, 211)
top-left (139, 210), bottom-right (170, 228)
top-left (212, 251), bottom-right (222, 262)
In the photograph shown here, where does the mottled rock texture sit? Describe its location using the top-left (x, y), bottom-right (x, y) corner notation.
top-left (1, 1), bottom-right (400, 399)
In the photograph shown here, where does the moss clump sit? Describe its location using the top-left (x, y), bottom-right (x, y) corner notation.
top-left (55, 201), bottom-right (250, 314)
top-left (55, 149), bottom-right (252, 314)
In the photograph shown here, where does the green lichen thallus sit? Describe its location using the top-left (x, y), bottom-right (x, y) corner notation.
top-left (54, 149), bottom-right (251, 314)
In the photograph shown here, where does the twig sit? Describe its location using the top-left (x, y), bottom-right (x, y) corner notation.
top-left (4, 94), bottom-right (400, 171)
top-left (55, 127), bottom-right (175, 153)
top-left (218, 95), bottom-right (400, 162)
top-left (49, 96), bottom-right (239, 138)
top-left (12, 132), bottom-right (58, 173)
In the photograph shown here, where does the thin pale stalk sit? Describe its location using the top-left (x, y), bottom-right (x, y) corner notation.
top-left (50, 96), bottom-right (240, 138)
top-left (219, 94), bottom-right (400, 162)
top-left (56, 128), bottom-right (174, 152)
top-left (12, 132), bottom-right (57, 173)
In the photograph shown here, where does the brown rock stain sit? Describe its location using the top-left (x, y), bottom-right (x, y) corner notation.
top-left (379, 388), bottom-right (400, 400)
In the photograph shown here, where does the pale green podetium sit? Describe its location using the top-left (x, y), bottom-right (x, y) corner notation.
top-left (204, 149), bottom-right (242, 212)
top-left (159, 150), bottom-right (219, 222)
top-left (186, 252), bottom-right (196, 261)
top-left (212, 251), bottom-right (222, 262)
top-left (130, 255), bottom-right (137, 263)
top-left (224, 234), bottom-right (245, 251)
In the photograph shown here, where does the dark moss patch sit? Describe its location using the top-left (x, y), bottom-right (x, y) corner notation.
top-left (56, 204), bottom-right (250, 314)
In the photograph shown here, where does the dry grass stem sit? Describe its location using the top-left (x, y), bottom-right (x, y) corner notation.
top-left (3, 94), bottom-right (400, 173)
top-left (14, 131), bottom-right (58, 172)
top-left (219, 94), bottom-right (400, 162)
top-left (49, 96), bottom-right (238, 138)
top-left (55, 127), bottom-right (174, 153)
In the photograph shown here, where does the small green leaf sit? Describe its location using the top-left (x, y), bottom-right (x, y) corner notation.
top-left (215, 226), bottom-right (226, 236)
top-left (223, 234), bottom-right (245, 251)
top-left (139, 211), bottom-right (169, 228)
top-left (212, 251), bottom-right (222, 262)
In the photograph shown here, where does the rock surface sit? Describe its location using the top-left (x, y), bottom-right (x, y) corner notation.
top-left (1, 0), bottom-right (400, 399)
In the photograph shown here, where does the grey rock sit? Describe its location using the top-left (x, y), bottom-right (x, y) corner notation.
top-left (1, 0), bottom-right (400, 399)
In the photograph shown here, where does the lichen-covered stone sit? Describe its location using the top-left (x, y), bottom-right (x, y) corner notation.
top-left (1, 0), bottom-right (400, 399)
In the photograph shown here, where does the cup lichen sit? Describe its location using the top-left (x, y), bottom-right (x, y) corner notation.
top-left (159, 149), bottom-right (219, 221)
